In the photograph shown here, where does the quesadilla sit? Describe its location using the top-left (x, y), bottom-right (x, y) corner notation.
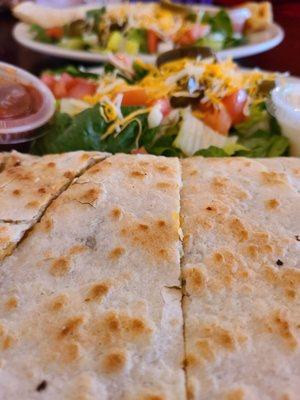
top-left (0, 154), bottom-right (185, 400)
top-left (0, 151), bottom-right (108, 260)
top-left (180, 157), bottom-right (300, 400)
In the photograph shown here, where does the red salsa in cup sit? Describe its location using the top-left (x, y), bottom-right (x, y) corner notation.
top-left (0, 80), bottom-right (42, 120)
top-left (0, 62), bottom-right (55, 145)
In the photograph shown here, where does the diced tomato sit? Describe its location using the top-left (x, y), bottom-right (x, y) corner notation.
top-left (41, 73), bottom-right (56, 91)
top-left (222, 89), bottom-right (248, 125)
top-left (150, 98), bottom-right (171, 117)
top-left (131, 147), bottom-right (148, 154)
top-left (53, 80), bottom-right (68, 99)
top-left (45, 27), bottom-right (64, 39)
top-left (121, 88), bottom-right (148, 106)
top-left (175, 24), bottom-right (211, 46)
top-left (67, 79), bottom-right (97, 99)
top-left (147, 30), bottom-right (159, 54)
top-left (202, 104), bottom-right (232, 136)
top-left (42, 73), bottom-right (97, 100)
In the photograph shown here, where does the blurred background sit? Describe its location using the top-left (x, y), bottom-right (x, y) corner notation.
top-left (1, 0), bottom-right (300, 76)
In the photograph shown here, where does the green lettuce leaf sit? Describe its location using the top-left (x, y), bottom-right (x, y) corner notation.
top-left (86, 7), bottom-right (106, 32)
top-left (202, 9), bottom-right (233, 38)
top-left (195, 146), bottom-right (229, 157)
top-left (30, 24), bottom-right (54, 44)
top-left (30, 105), bottom-right (159, 155)
top-left (237, 130), bottom-right (290, 157)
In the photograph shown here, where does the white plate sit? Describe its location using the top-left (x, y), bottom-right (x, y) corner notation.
top-left (13, 19), bottom-right (284, 64)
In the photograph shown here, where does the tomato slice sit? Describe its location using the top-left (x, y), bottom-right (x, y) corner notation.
top-left (131, 147), bottom-right (148, 154)
top-left (222, 89), bottom-right (248, 125)
top-left (150, 98), bottom-right (171, 117)
top-left (202, 104), bottom-right (232, 136)
top-left (121, 88), bottom-right (148, 106)
top-left (41, 73), bottom-right (56, 91)
top-left (147, 30), bottom-right (159, 54)
top-left (45, 27), bottom-right (64, 39)
top-left (67, 79), bottom-right (97, 100)
top-left (175, 24), bottom-right (211, 46)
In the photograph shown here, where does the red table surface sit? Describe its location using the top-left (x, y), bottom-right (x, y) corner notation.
top-left (0, 2), bottom-right (300, 76)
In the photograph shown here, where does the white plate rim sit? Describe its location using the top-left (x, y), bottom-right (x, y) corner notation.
top-left (13, 20), bottom-right (284, 64)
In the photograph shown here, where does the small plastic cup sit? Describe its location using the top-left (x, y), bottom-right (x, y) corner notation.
top-left (268, 83), bottom-right (300, 157)
top-left (0, 61), bottom-right (55, 145)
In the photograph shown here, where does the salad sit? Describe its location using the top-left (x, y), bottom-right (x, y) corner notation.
top-left (15, 1), bottom-right (273, 56)
top-left (31, 48), bottom-right (289, 158)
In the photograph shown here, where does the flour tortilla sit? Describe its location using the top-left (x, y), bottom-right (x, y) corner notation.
top-left (181, 157), bottom-right (300, 400)
top-left (0, 151), bottom-right (108, 260)
top-left (0, 154), bottom-right (185, 400)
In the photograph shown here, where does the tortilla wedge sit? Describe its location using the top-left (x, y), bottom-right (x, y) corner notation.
top-left (180, 157), bottom-right (300, 400)
top-left (0, 154), bottom-right (185, 399)
top-left (0, 151), bottom-right (108, 261)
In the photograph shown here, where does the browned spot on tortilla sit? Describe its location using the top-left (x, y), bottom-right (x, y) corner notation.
top-left (40, 217), bottom-right (53, 233)
top-left (26, 200), bottom-right (39, 209)
top-left (272, 312), bottom-right (298, 349)
top-left (2, 335), bottom-right (14, 350)
top-left (64, 171), bottom-right (74, 179)
top-left (59, 316), bottom-right (84, 338)
top-left (111, 208), bottom-right (122, 220)
top-left (261, 171), bottom-right (286, 185)
top-left (80, 153), bottom-right (91, 161)
top-left (61, 341), bottom-right (81, 363)
top-left (138, 223), bottom-right (149, 231)
top-left (84, 282), bottom-right (110, 302)
top-left (101, 349), bottom-right (127, 374)
top-left (157, 220), bottom-right (166, 228)
top-left (46, 161), bottom-right (56, 168)
top-left (79, 187), bottom-right (100, 204)
top-left (184, 267), bottom-right (206, 294)
top-left (103, 312), bottom-right (121, 333)
top-left (225, 388), bottom-right (245, 400)
top-left (156, 181), bottom-right (175, 190)
top-left (228, 217), bottom-right (249, 242)
top-left (108, 247), bottom-right (125, 260)
top-left (50, 294), bottom-right (69, 312)
top-left (120, 216), bottom-right (177, 261)
top-left (195, 339), bottom-right (215, 362)
top-left (50, 257), bottom-right (71, 277)
top-left (12, 189), bottom-right (21, 196)
top-left (265, 198), bottom-right (280, 210)
top-left (200, 324), bottom-right (235, 351)
top-left (141, 394), bottom-right (166, 400)
top-left (68, 245), bottom-right (87, 256)
top-left (38, 187), bottom-right (47, 195)
top-left (130, 170), bottom-right (147, 178)
top-left (5, 296), bottom-right (18, 311)
top-left (92, 311), bottom-right (152, 345)
top-left (155, 164), bottom-right (173, 175)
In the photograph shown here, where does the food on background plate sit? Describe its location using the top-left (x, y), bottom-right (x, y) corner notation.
top-left (32, 49), bottom-right (289, 158)
top-left (0, 150), bottom-right (107, 260)
top-left (13, 1), bottom-right (273, 56)
top-left (0, 154), bottom-right (185, 399)
top-left (181, 157), bottom-right (300, 399)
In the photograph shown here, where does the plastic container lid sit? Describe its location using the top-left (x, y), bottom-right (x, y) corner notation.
top-left (0, 62), bottom-right (55, 144)
top-left (268, 83), bottom-right (300, 156)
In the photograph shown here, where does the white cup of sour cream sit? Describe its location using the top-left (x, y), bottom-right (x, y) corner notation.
top-left (269, 83), bottom-right (300, 157)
